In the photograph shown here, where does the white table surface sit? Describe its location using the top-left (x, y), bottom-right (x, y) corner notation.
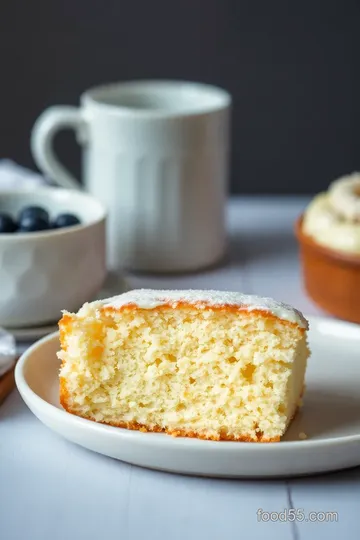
top-left (1, 196), bottom-right (358, 540)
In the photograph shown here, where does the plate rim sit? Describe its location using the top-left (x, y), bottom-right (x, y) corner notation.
top-left (14, 314), bottom-right (360, 452)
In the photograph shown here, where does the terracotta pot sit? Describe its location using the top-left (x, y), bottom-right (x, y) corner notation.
top-left (295, 216), bottom-right (360, 324)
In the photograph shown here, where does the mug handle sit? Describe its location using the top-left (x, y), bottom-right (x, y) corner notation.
top-left (30, 106), bottom-right (86, 190)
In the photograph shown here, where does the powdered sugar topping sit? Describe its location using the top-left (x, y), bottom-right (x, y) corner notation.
top-left (100, 289), bottom-right (308, 328)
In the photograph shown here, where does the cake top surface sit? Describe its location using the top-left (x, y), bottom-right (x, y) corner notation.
top-left (98, 289), bottom-right (308, 328)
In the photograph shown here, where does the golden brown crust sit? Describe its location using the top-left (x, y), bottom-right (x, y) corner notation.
top-left (58, 313), bottom-right (72, 334)
top-left (101, 304), bottom-right (305, 332)
top-left (59, 377), bottom-right (70, 408)
top-left (58, 301), bottom-right (306, 334)
top-left (59, 382), bottom-right (301, 443)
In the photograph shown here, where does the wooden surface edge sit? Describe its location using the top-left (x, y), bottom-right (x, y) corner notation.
top-left (0, 363), bottom-right (16, 406)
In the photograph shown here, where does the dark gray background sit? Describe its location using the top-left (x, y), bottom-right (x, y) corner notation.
top-left (1, 0), bottom-right (360, 194)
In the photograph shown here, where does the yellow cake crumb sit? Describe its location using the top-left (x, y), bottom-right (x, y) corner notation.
top-left (58, 289), bottom-right (310, 442)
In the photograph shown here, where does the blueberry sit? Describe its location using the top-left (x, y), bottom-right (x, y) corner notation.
top-left (52, 213), bottom-right (81, 229)
top-left (18, 205), bottom-right (49, 224)
top-left (0, 213), bottom-right (17, 233)
top-left (18, 215), bottom-right (49, 232)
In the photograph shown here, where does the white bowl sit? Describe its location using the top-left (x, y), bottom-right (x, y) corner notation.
top-left (0, 187), bottom-right (106, 327)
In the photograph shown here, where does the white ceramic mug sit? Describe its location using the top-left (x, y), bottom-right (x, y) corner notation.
top-left (31, 80), bottom-right (231, 272)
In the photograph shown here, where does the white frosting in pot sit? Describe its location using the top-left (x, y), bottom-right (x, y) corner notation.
top-left (328, 172), bottom-right (360, 221)
top-left (302, 191), bottom-right (360, 255)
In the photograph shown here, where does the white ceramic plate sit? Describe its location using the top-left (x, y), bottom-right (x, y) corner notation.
top-left (15, 315), bottom-right (360, 478)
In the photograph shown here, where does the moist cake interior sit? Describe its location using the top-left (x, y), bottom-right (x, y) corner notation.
top-left (59, 299), bottom-right (309, 442)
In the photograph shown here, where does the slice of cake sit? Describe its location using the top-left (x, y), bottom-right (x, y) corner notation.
top-left (58, 289), bottom-right (310, 442)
